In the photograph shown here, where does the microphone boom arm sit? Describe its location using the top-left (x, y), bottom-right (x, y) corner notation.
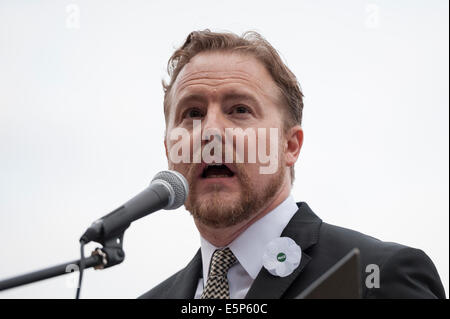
top-left (0, 230), bottom-right (127, 292)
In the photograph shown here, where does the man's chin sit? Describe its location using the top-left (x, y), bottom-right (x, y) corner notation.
top-left (186, 194), bottom-right (248, 228)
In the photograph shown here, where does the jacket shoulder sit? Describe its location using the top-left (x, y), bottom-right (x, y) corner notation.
top-left (318, 222), bottom-right (407, 257)
top-left (138, 270), bottom-right (183, 299)
top-left (138, 249), bottom-right (202, 299)
top-left (314, 222), bottom-right (446, 298)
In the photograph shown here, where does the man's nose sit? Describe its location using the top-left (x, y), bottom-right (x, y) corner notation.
top-left (202, 106), bottom-right (226, 140)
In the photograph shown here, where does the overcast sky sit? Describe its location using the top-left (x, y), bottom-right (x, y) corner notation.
top-left (0, 0), bottom-right (448, 298)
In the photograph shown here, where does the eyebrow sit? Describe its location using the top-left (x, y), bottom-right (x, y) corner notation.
top-left (175, 94), bottom-right (207, 110)
top-left (222, 92), bottom-right (260, 107)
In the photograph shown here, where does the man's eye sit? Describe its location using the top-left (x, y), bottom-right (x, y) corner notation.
top-left (185, 108), bottom-right (203, 118)
top-left (231, 105), bottom-right (251, 114)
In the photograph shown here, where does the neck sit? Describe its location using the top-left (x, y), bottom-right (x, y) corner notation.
top-left (194, 178), bottom-right (291, 247)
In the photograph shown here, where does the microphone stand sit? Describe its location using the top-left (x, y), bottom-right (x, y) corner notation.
top-left (0, 233), bottom-right (126, 292)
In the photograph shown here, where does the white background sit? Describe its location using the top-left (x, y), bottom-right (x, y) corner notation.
top-left (0, 0), bottom-right (448, 298)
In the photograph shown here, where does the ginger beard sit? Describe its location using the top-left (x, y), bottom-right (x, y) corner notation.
top-left (169, 147), bottom-right (286, 229)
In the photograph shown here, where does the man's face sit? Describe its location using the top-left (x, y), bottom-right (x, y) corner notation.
top-left (165, 51), bottom-right (289, 228)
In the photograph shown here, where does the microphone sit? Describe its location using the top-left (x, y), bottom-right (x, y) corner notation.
top-left (80, 170), bottom-right (189, 244)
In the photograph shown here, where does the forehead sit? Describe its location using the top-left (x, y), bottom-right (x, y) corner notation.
top-left (171, 51), bottom-right (280, 103)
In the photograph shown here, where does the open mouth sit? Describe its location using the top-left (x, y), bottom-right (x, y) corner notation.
top-left (201, 164), bottom-right (235, 179)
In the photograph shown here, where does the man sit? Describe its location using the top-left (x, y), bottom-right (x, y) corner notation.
top-left (139, 30), bottom-right (445, 299)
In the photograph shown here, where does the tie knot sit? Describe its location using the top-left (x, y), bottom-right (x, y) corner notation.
top-left (209, 248), bottom-right (237, 276)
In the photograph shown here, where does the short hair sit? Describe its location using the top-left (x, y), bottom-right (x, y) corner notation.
top-left (163, 30), bottom-right (304, 183)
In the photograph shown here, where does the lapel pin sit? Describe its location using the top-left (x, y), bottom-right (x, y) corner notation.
top-left (262, 237), bottom-right (302, 277)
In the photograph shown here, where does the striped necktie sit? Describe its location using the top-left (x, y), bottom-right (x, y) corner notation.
top-left (201, 247), bottom-right (237, 299)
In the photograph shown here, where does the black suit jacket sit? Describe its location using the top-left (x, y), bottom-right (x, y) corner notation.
top-left (139, 202), bottom-right (446, 299)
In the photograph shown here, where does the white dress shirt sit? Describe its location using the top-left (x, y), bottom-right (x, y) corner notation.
top-left (194, 194), bottom-right (299, 299)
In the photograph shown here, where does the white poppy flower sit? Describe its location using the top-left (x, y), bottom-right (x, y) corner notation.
top-left (262, 237), bottom-right (302, 277)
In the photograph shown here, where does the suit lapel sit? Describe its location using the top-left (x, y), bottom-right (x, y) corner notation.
top-left (245, 202), bottom-right (322, 299)
top-left (165, 249), bottom-right (202, 298)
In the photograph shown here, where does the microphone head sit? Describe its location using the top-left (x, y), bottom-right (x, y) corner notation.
top-left (151, 170), bottom-right (189, 210)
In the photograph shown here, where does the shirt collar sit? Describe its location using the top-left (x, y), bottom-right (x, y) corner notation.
top-left (200, 194), bottom-right (299, 280)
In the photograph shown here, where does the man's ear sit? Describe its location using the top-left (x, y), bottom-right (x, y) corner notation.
top-left (285, 125), bottom-right (303, 168)
top-left (164, 139), bottom-right (168, 160)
